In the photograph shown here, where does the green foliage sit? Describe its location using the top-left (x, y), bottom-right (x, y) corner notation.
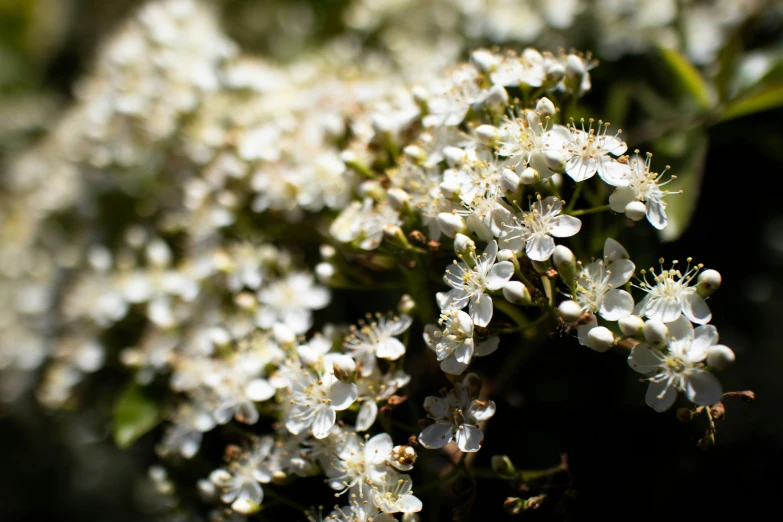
top-left (113, 382), bottom-right (162, 449)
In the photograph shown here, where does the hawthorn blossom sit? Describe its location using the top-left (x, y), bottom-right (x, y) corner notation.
top-left (419, 374), bottom-right (496, 452)
top-left (330, 198), bottom-right (401, 251)
top-left (371, 471), bottom-right (423, 514)
top-left (574, 238), bottom-right (636, 321)
top-left (285, 362), bottom-right (358, 439)
top-left (423, 310), bottom-right (499, 374)
top-left (499, 196), bottom-right (581, 261)
top-left (355, 369), bottom-right (410, 431)
top-left (344, 313), bottom-right (413, 376)
top-left (436, 240), bottom-right (514, 327)
top-left (543, 119), bottom-right (628, 184)
top-left (327, 432), bottom-right (394, 497)
top-left (256, 272), bottom-right (330, 334)
top-left (609, 152), bottom-right (675, 229)
top-left (209, 437), bottom-right (275, 513)
top-left (628, 316), bottom-right (723, 412)
top-left (635, 260), bottom-right (711, 324)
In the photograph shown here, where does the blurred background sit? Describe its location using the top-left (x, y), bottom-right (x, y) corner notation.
top-left (1, 0), bottom-right (782, 520)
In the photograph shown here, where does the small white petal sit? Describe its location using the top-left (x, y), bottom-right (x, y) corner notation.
top-left (356, 401), bottom-right (378, 432)
top-left (455, 425), bottom-right (484, 452)
top-left (606, 259), bottom-right (635, 287)
top-left (329, 381), bottom-right (358, 410)
top-left (419, 423), bottom-right (453, 449)
top-left (628, 345), bottom-right (662, 374)
top-left (469, 295), bottom-right (493, 327)
top-left (550, 215), bottom-right (582, 238)
top-left (685, 371), bottom-right (723, 406)
top-left (366, 433), bottom-right (393, 463)
top-left (526, 234), bottom-right (555, 261)
top-left (312, 406), bottom-right (336, 439)
top-left (683, 292), bottom-right (712, 325)
top-left (645, 380), bottom-right (678, 412)
top-left (599, 289), bottom-right (634, 321)
top-left (245, 379), bottom-right (275, 402)
top-left (475, 337), bottom-right (499, 357)
top-left (486, 261), bottom-right (514, 290)
top-left (376, 337), bottom-right (407, 360)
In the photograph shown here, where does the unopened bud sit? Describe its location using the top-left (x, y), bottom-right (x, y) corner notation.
top-left (437, 212), bottom-right (467, 238)
top-left (272, 323), bottom-right (296, 345)
top-left (503, 281), bottom-right (531, 305)
top-left (618, 315), bottom-right (644, 336)
top-left (443, 146), bottom-right (466, 167)
top-left (387, 188), bottom-right (411, 210)
top-left (383, 224), bottom-right (410, 247)
top-left (454, 233), bottom-right (476, 258)
top-left (332, 354), bottom-right (356, 380)
top-left (543, 150), bottom-right (565, 172)
top-left (491, 455), bottom-right (516, 478)
top-left (519, 167), bottom-right (540, 185)
top-left (565, 54), bottom-right (586, 79)
top-left (552, 245), bottom-right (577, 283)
top-left (624, 201), bottom-right (646, 221)
top-left (642, 320), bottom-right (669, 346)
top-left (398, 294), bottom-right (416, 315)
top-left (706, 345), bottom-right (735, 371)
top-left (587, 326), bottom-right (614, 352)
top-left (500, 168), bottom-right (520, 194)
top-left (484, 84), bottom-right (509, 107)
top-left (402, 145), bottom-right (427, 163)
top-left (558, 300), bottom-right (583, 323)
top-left (232, 499), bottom-right (261, 514)
top-left (315, 262), bottom-right (337, 284)
top-left (471, 49), bottom-right (497, 72)
top-left (475, 124), bottom-right (500, 145)
top-left (697, 269), bottom-right (721, 298)
top-left (536, 97), bottom-right (556, 119)
top-left (545, 63), bottom-right (566, 85)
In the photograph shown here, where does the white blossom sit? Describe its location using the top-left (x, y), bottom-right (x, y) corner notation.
top-left (574, 238), bottom-right (636, 321)
top-left (635, 260), bottom-right (712, 324)
top-left (345, 313), bottom-right (413, 376)
top-left (543, 119), bottom-right (628, 184)
top-left (423, 310), bottom-right (499, 374)
top-left (499, 196), bottom-right (581, 261)
top-left (285, 362), bottom-right (358, 439)
top-left (609, 152), bottom-right (675, 229)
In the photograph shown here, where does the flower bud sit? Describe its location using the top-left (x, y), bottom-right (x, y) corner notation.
top-left (491, 455), bottom-right (516, 478)
top-left (706, 345), bottom-right (735, 371)
top-left (454, 233), bottom-right (476, 258)
top-left (383, 224), bottom-right (410, 247)
top-left (196, 478), bottom-right (217, 501)
top-left (484, 84), bottom-right (509, 107)
top-left (471, 49), bottom-right (497, 72)
top-left (437, 212), bottom-right (467, 238)
top-left (332, 354), bottom-right (357, 380)
top-left (624, 201), bottom-right (646, 221)
top-left (390, 445), bottom-right (418, 471)
top-left (387, 188), bottom-right (411, 210)
top-left (503, 281), bottom-right (531, 305)
top-left (443, 146), bottom-right (466, 167)
top-left (272, 323), bottom-right (296, 345)
top-left (320, 244), bottom-right (336, 260)
top-left (500, 168), bottom-right (520, 194)
top-left (475, 124), bottom-right (500, 145)
top-left (543, 150), bottom-right (565, 172)
top-left (403, 145), bottom-right (427, 163)
top-left (315, 262), bottom-right (337, 284)
top-left (497, 249), bottom-right (515, 263)
top-left (517, 167), bottom-right (539, 186)
top-left (545, 63), bottom-right (566, 85)
top-left (697, 269), bottom-right (721, 298)
top-left (398, 294), bottom-right (416, 315)
top-left (558, 300), bottom-right (583, 323)
top-left (565, 54), bottom-right (586, 79)
top-left (618, 315), bottom-right (644, 337)
top-left (587, 326), bottom-right (614, 352)
top-left (439, 178), bottom-right (460, 198)
top-left (232, 499), bottom-right (261, 515)
top-left (535, 97), bottom-right (556, 119)
top-left (553, 245), bottom-right (576, 283)
top-left (642, 320), bottom-right (669, 346)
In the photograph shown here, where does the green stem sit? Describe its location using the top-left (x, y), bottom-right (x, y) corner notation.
top-left (493, 298), bottom-right (530, 327)
top-left (564, 183), bottom-right (583, 213)
top-left (264, 488), bottom-right (308, 512)
top-left (568, 204), bottom-right (611, 217)
top-left (494, 311), bottom-right (552, 335)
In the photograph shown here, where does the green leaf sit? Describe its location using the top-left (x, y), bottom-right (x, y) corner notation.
top-left (720, 83), bottom-right (783, 122)
top-left (113, 383), bottom-right (161, 448)
top-left (659, 132), bottom-right (709, 242)
top-left (659, 48), bottom-right (713, 112)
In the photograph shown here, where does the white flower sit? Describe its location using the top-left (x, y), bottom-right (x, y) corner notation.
top-left (543, 119), bottom-right (628, 184)
top-left (609, 152), bottom-right (675, 229)
top-left (257, 272), bottom-right (330, 334)
top-left (499, 196), bottom-right (581, 261)
top-left (635, 259), bottom-right (711, 324)
top-left (345, 313), bottom-right (413, 376)
top-left (209, 436), bottom-right (275, 513)
top-left (490, 50), bottom-right (545, 88)
top-left (355, 369), bottom-right (410, 432)
top-left (423, 64), bottom-right (487, 128)
top-left (628, 316), bottom-right (723, 412)
top-left (436, 240), bottom-right (514, 327)
top-left (574, 238), bottom-right (636, 321)
top-left (330, 198), bottom-right (401, 251)
top-left (498, 109), bottom-right (558, 179)
top-left (418, 374), bottom-right (496, 452)
top-left (371, 471), bottom-right (423, 514)
top-left (327, 432), bottom-right (394, 497)
top-left (285, 362), bottom-right (358, 439)
top-left (423, 310), bottom-right (499, 375)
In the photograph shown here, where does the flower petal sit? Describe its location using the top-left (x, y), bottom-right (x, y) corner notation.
top-left (329, 381), bottom-right (358, 410)
top-left (690, 325), bottom-right (718, 360)
top-left (469, 399), bottom-right (496, 421)
top-left (645, 380), bottom-right (678, 412)
top-left (525, 234), bottom-right (555, 261)
top-left (245, 379), bottom-right (275, 402)
top-left (437, 288), bottom-right (470, 310)
top-left (356, 400), bottom-right (378, 432)
top-left (646, 198), bottom-right (667, 230)
top-left (606, 259), bottom-right (635, 287)
top-left (628, 344), bottom-right (662, 374)
top-left (486, 261), bottom-right (514, 290)
top-left (683, 292), bottom-right (711, 325)
top-left (376, 337), bottom-right (406, 360)
top-left (366, 433), bottom-right (393, 463)
top-left (550, 215), bottom-right (582, 238)
top-left (423, 395), bottom-right (449, 418)
top-left (685, 370), bottom-right (723, 406)
top-left (419, 423), bottom-right (453, 449)
top-left (469, 294), bottom-right (493, 327)
top-left (609, 187), bottom-right (635, 213)
top-left (455, 424), bottom-right (484, 452)
top-left (599, 289), bottom-right (634, 321)
top-left (311, 405), bottom-right (336, 439)
top-left (395, 494), bottom-right (423, 513)
top-left (475, 336), bottom-right (499, 357)
top-left (440, 357), bottom-right (469, 375)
